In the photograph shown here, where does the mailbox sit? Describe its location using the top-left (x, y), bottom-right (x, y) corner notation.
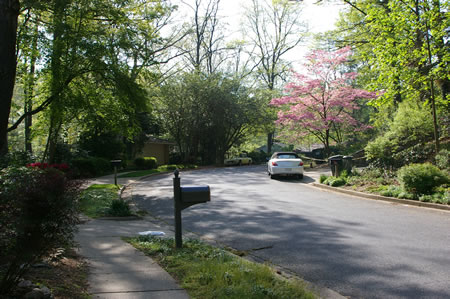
top-left (173, 170), bottom-right (211, 248)
top-left (180, 186), bottom-right (210, 203)
top-left (110, 160), bottom-right (122, 167)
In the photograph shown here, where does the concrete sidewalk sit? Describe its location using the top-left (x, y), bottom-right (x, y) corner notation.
top-left (75, 218), bottom-right (189, 299)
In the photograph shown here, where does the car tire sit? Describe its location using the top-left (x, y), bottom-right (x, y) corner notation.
top-left (270, 173), bottom-right (276, 179)
top-left (297, 174), bottom-right (303, 179)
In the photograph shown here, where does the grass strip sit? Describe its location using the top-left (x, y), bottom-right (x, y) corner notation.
top-left (79, 184), bottom-right (121, 218)
top-left (118, 164), bottom-right (198, 178)
top-left (126, 236), bottom-right (315, 299)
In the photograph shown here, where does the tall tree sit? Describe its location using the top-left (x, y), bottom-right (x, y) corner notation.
top-left (0, 0), bottom-right (20, 156)
top-left (271, 47), bottom-right (378, 155)
top-left (157, 72), bottom-right (266, 164)
top-left (322, 0), bottom-right (449, 153)
top-left (243, 0), bottom-right (307, 152)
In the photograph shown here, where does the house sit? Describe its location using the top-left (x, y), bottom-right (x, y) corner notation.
top-left (137, 135), bottom-right (175, 165)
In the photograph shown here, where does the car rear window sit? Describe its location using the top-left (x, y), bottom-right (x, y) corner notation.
top-left (277, 154), bottom-right (298, 159)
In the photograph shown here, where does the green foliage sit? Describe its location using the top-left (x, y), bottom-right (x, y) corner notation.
top-left (0, 150), bottom-right (34, 168)
top-left (79, 184), bottom-right (121, 218)
top-left (247, 150), bottom-right (269, 164)
top-left (365, 101), bottom-right (434, 168)
top-left (127, 236), bottom-right (314, 299)
top-left (134, 157), bottom-right (158, 170)
top-left (108, 200), bottom-right (132, 217)
top-left (78, 132), bottom-right (126, 160)
top-left (157, 72), bottom-right (269, 165)
top-left (323, 176), bottom-right (347, 187)
top-left (118, 164), bottom-right (198, 178)
top-left (319, 174), bottom-right (328, 184)
top-left (380, 185), bottom-right (403, 198)
top-left (397, 163), bottom-right (449, 195)
top-left (71, 157), bottom-right (112, 178)
top-left (435, 149), bottom-right (449, 170)
top-left (0, 167), bottom-right (80, 294)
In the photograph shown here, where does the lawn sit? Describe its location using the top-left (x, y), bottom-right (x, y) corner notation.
top-left (126, 236), bottom-right (315, 299)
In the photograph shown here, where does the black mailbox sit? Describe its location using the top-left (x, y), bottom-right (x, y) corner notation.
top-left (180, 186), bottom-right (210, 203)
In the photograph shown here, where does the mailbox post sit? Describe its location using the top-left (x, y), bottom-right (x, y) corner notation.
top-left (173, 169), bottom-right (210, 248)
top-left (110, 160), bottom-right (122, 185)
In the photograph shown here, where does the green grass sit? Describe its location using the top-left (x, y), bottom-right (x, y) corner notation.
top-left (118, 164), bottom-right (198, 178)
top-left (118, 169), bottom-right (160, 178)
top-left (126, 236), bottom-right (315, 299)
top-left (79, 184), bottom-right (122, 218)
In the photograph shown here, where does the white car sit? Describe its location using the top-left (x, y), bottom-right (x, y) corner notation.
top-left (267, 152), bottom-right (304, 179)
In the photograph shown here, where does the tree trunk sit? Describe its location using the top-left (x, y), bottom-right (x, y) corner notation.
top-left (0, 0), bottom-right (20, 156)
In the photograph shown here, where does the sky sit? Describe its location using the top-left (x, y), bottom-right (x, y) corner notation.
top-left (175, 0), bottom-right (342, 70)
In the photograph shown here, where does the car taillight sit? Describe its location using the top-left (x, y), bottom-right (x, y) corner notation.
top-left (272, 161), bottom-right (278, 166)
top-left (299, 161), bottom-right (304, 166)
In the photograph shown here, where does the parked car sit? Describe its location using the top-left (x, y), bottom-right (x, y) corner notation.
top-left (224, 153), bottom-right (253, 166)
top-left (267, 152), bottom-right (304, 179)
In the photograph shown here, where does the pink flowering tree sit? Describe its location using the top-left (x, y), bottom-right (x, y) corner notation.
top-left (270, 47), bottom-right (378, 155)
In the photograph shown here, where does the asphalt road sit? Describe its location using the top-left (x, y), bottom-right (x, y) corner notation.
top-left (131, 165), bottom-right (450, 299)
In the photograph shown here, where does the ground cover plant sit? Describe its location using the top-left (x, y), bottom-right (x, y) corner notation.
top-left (320, 166), bottom-right (449, 205)
top-left (126, 236), bottom-right (315, 299)
top-left (79, 184), bottom-right (133, 218)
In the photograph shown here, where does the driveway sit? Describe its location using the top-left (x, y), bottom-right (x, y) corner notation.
top-left (131, 165), bottom-right (450, 299)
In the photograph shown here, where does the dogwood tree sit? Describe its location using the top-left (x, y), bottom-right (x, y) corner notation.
top-left (270, 47), bottom-right (378, 154)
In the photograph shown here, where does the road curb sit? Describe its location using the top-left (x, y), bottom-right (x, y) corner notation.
top-left (312, 183), bottom-right (450, 212)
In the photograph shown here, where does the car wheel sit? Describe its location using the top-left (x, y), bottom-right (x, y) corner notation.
top-left (270, 173), bottom-right (276, 179)
top-left (297, 174), bottom-right (303, 179)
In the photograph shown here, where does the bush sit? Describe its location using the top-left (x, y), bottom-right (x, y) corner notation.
top-left (71, 157), bottom-right (112, 177)
top-left (323, 176), bottom-right (347, 187)
top-left (0, 150), bottom-right (34, 168)
top-left (365, 101), bottom-right (434, 168)
top-left (319, 174), bottom-right (328, 184)
top-left (108, 199), bottom-right (132, 217)
top-left (397, 163), bottom-right (449, 195)
top-left (248, 150), bottom-right (269, 164)
top-left (0, 167), bottom-right (80, 294)
top-left (330, 177), bottom-right (347, 187)
top-left (380, 185), bottom-right (403, 198)
top-left (435, 149), bottom-right (449, 170)
top-left (134, 157), bottom-right (158, 170)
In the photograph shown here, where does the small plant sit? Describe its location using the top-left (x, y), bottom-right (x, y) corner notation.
top-left (319, 174), bottom-right (328, 184)
top-left (134, 157), bottom-right (158, 170)
top-left (108, 199), bottom-right (132, 217)
top-left (397, 163), bottom-right (449, 195)
top-left (330, 177), bottom-right (346, 187)
top-left (435, 149), bottom-right (449, 170)
top-left (380, 185), bottom-right (403, 198)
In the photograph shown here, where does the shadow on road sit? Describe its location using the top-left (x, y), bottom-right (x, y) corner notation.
top-left (130, 167), bottom-right (450, 299)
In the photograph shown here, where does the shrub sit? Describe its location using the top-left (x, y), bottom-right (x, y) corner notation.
top-left (435, 149), bottom-right (449, 170)
top-left (0, 167), bottom-right (80, 294)
top-left (71, 157), bottom-right (111, 177)
top-left (0, 150), bottom-right (34, 168)
top-left (330, 177), bottom-right (347, 187)
top-left (319, 174), bottom-right (328, 184)
top-left (108, 200), bottom-right (132, 217)
top-left (365, 101), bottom-right (434, 168)
top-left (397, 163), bottom-right (449, 195)
top-left (323, 176), bottom-right (347, 187)
top-left (134, 157), bottom-right (158, 170)
top-left (380, 186), bottom-right (403, 198)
